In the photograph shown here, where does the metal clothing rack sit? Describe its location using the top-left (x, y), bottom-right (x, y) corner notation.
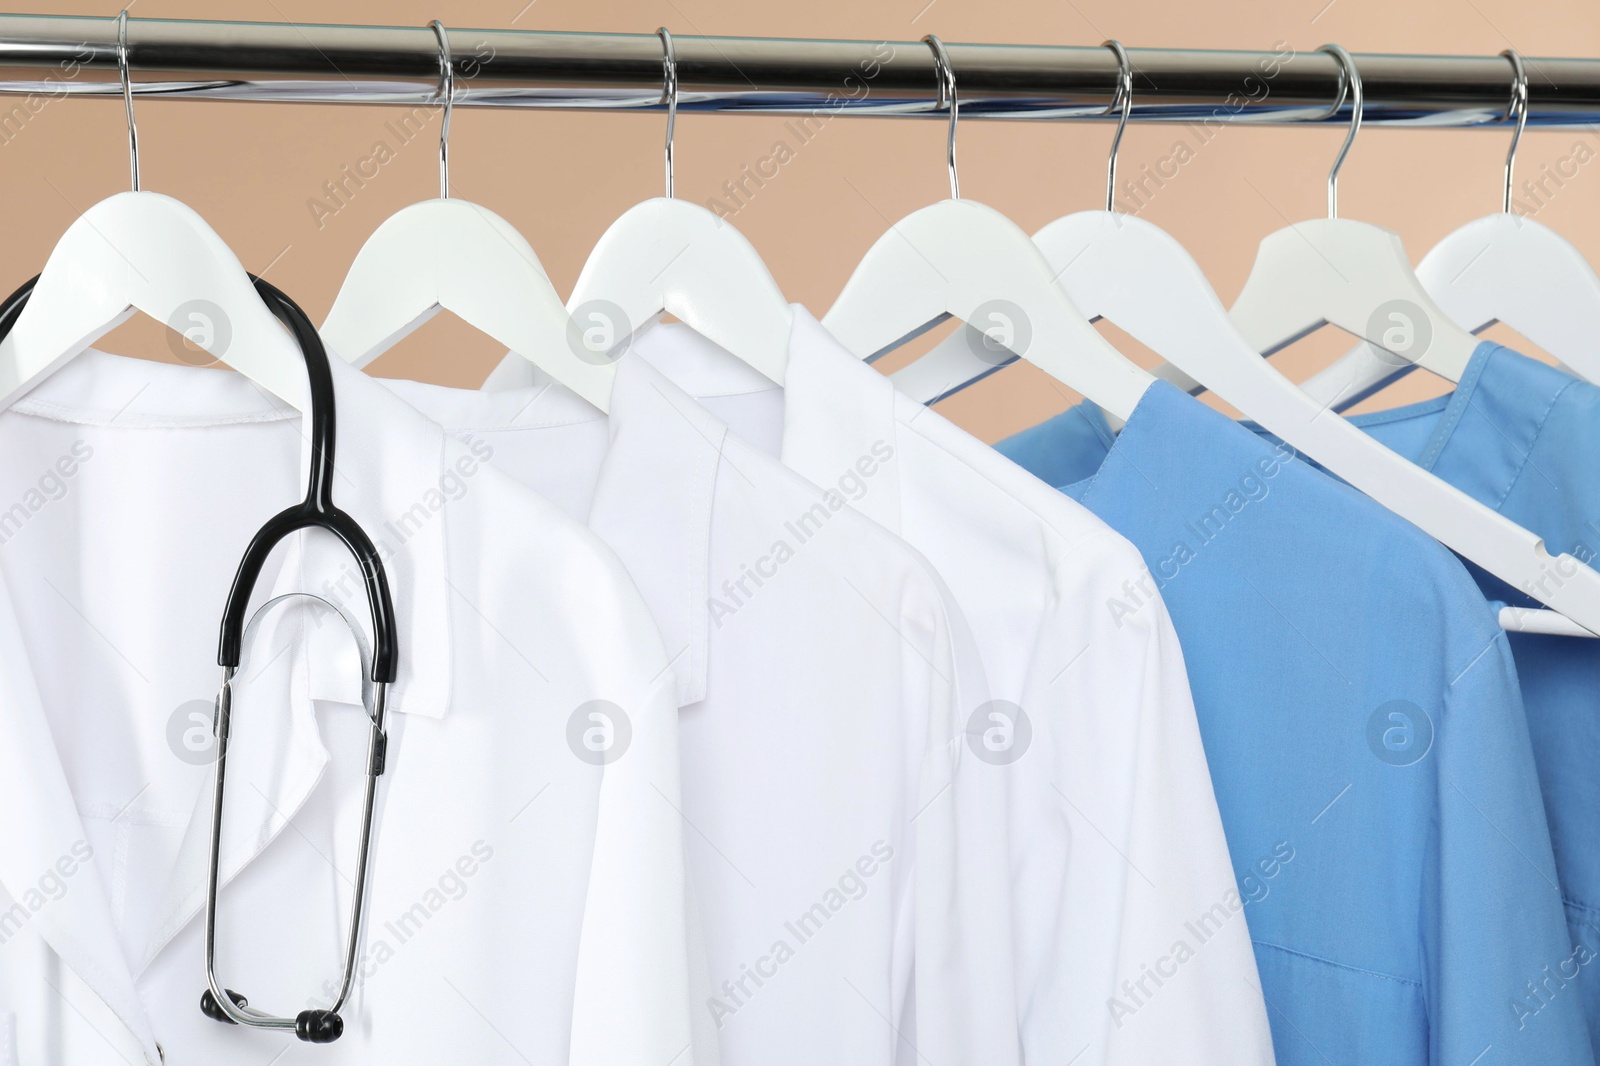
top-left (1, 14), bottom-right (1599, 128)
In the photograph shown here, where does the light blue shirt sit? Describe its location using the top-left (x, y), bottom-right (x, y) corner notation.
top-left (997, 380), bottom-right (1592, 1066)
top-left (1339, 342), bottom-right (1600, 1062)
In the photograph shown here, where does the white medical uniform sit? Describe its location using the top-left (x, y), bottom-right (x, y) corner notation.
top-left (382, 351), bottom-right (1021, 1066)
top-left (0, 351), bottom-right (695, 1065)
top-left (485, 308), bottom-right (1275, 1065)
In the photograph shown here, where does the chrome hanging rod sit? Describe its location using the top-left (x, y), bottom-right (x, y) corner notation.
top-left (3, 15), bottom-right (1600, 127)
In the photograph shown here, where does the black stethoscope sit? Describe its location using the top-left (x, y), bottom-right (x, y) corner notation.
top-left (197, 274), bottom-right (398, 1044)
top-left (0, 270), bottom-right (398, 1045)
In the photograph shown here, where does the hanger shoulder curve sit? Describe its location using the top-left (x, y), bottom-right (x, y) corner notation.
top-left (568, 197), bottom-right (792, 385)
top-left (825, 199), bottom-right (1153, 420)
top-left (1036, 211), bottom-right (1236, 362)
top-left (1231, 218), bottom-right (1481, 375)
top-left (891, 210), bottom-right (1214, 403)
top-left (1306, 213), bottom-right (1600, 407)
top-left (1311, 214), bottom-right (1600, 406)
top-left (1420, 214), bottom-right (1600, 364)
top-left (321, 198), bottom-right (615, 411)
top-left (0, 190), bottom-right (308, 410)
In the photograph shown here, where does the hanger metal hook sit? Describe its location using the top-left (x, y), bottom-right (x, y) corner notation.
top-left (1102, 40), bottom-right (1133, 213)
top-left (658, 27), bottom-right (678, 199)
top-left (922, 35), bottom-right (959, 199)
top-left (430, 20), bottom-right (453, 199)
top-left (1501, 48), bottom-right (1529, 214)
top-left (1317, 44), bottom-right (1361, 219)
top-left (116, 10), bottom-right (138, 192)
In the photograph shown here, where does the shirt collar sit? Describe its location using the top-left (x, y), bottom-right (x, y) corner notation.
top-left (773, 307), bottom-right (908, 531)
top-left (608, 310), bottom-right (915, 696)
top-left (413, 348), bottom-right (722, 707)
top-left (11, 349), bottom-right (454, 719)
top-left (611, 306), bottom-right (912, 534)
top-left (1235, 341), bottom-right (1552, 511)
top-left (1342, 340), bottom-right (1573, 499)
top-left (590, 354), bottom-right (724, 705)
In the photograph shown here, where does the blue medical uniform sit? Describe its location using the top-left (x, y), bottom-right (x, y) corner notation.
top-left (1339, 342), bottom-right (1600, 1062)
top-left (997, 380), bottom-right (1592, 1065)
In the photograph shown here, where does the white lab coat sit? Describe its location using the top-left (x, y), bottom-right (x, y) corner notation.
top-left (0, 350), bottom-right (695, 1064)
top-left (488, 308), bottom-right (1276, 1065)
top-left (382, 352), bottom-right (1022, 1066)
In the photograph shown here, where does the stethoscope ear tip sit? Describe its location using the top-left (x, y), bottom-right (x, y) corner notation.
top-left (199, 987), bottom-right (245, 1024)
top-left (295, 1009), bottom-right (345, 1043)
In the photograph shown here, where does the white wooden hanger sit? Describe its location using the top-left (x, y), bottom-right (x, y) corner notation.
top-left (896, 41), bottom-right (1600, 637)
top-left (1309, 49), bottom-right (1600, 409)
top-left (823, 35), bottom-right (1153, 423)
top-left (564, 28), bottom-right (793, 385)
top-left (1220, 44), bottom-right (1483, 411)
top-left (320, 22), bottom-right (614, 410)
top-left (0, 12), bottom-right (309, 411)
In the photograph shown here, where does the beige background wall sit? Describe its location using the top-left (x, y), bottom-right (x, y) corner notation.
top-left (6, 0), bottom-right (1600, 442)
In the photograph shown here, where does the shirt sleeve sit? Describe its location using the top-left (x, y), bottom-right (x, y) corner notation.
top-left (1013, 533), bottom-right (1275, 1065)
top-left (1422, 626), bottom-right (1595, 1065)
top-left (569, 667), bottom-right (701, 1065)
